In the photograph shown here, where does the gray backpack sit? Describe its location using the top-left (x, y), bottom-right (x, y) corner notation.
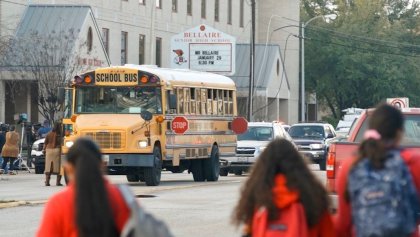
top-left (118, 185), bottom-right (174, 237)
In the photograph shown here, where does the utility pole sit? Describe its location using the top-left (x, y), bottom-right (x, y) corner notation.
top-left (247, 0), bottom-right (256, 122)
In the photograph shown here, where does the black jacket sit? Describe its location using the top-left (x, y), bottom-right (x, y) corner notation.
top-left (0, 132), bottom-right (5, 154)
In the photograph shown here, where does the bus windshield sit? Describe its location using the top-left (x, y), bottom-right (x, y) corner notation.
top-left (75, 86), bottom-right (162, 114)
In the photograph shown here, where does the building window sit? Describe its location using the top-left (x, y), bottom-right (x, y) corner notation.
top-left (201, 0), bottom-right (206, 19)
top-left (227, 0), bottom-right (232, 24)
top-left (139, 34), bottom-right (145, 65)
top-left (156, 37), bottom-right (162, 67)
top-left (102, 28), bottom-right (109, 55)
top-left (156, 0), bottom-right (162, 8)
top-left (172, 0), bottom-right (177, 12)
top-left (240, 0), bottom-right (244, 27)
top-left (139, 0), bottom-right (145, 4)
top-left (214, 0), bottom-right (219, 22)
top-left (121, 31), bottom-right (128, 65)
top-left (187, 0), bottom-right (192, 16)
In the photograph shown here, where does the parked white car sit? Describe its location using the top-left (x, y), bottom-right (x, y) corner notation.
top-left (219, 122), bottom-right (294, 176)
top-left (30, 138), bottom-right (45, 174)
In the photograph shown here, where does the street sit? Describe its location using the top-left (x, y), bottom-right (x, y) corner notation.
top-left (0, 169), bottom-right (326, 237)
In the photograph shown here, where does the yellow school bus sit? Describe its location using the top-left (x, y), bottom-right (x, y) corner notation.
top-left (60, 65), bottom-right (238, 186)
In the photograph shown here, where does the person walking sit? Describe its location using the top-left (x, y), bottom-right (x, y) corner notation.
top-left (37, 138), bottom-right (130, 237)
top-left (37, 120), bottom-right (51, 139)
top-left (0, 125), bottom-right (6, 173)
top-left (233, 138), bottom-right (335, 237)
top-left (1, 125), bottom-right (19, 175)
top-left (43, 122), bottom-right (63, 186)
top-left (334, 103), bottom-right (420, 237)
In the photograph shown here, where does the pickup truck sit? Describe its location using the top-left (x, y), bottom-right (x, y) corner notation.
top-left (326, 107), bottom-right (420, 193)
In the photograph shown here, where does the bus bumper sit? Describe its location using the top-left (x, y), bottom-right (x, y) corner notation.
top-left (103, 153), bottom-right (154, 175)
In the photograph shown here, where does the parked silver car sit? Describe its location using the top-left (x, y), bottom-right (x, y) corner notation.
top-left (219, 122), bottom-right (294, 176)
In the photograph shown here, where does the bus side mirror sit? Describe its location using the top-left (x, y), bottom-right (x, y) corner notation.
top-left (169, 94), bottom-right (177, 110)
top-left (57, 87), bottom-right (65, 104)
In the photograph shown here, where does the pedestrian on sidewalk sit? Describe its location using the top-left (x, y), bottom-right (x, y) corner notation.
top-left (43, 122), bottom-right (63, 186)
top-left (1, 125), bottom-right (19, 175)
top-left (233, 138), bottom-right (335, 237)
top-left (334, 103), bottom-right (420, 237)
top-left (37, 138), bottom-right (130, 237)
top-left (0, 124), bottom-right (6, 173)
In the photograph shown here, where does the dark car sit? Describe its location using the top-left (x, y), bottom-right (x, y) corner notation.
top-left (288, 123), bottom-right (337, 170)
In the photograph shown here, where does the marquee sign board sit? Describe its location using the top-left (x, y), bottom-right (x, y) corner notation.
top-left (170, 24), bottom-right (236, 75)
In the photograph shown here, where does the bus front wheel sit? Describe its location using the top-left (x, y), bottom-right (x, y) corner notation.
top-left (191, 159), bottom-right (205, 182)
top-left (144, 146), bottom-right (162, 186)
top-left (204, 145), bottom-right (220, 181)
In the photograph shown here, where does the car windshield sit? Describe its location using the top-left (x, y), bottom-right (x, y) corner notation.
top-left (355, 114), bottom-right (420, 145)
top-left (288, 125), bottom-right (325, 139)
top-left (75, 86), bottom-right (162, 114)
top-left (238, 127), bottom-right (274, 141)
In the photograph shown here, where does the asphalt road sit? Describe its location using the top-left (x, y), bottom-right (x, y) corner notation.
top-left (0, 168), bottom-right (326, 237)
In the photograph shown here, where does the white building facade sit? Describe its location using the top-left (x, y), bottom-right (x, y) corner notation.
top-left (0, 0), bottom-right (300, 124)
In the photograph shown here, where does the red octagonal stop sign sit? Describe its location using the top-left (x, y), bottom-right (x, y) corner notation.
top-left (172, 116), bottom-right (189, 134)
top-left (232, 117), bottom-right (248, 134)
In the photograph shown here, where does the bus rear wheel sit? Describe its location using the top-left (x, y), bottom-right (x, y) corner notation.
top-left (126, 175), bottom-right (140, 182)
top-left (144, 146), bottom-right (162, 186)
top-left (204, 145), bottom-right (220, 181)
top-left (191, 159), bottom-right (205, 182)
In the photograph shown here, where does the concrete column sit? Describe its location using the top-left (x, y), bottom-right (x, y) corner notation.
top-left (0, 81), bottom-right (5, 123)
top-left (26, 82), bottom-right (31, 121)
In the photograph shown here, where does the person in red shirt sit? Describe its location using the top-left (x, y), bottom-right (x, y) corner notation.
top-left (37, 138), bottom-right (130, 237)
top-left (334, 104), bottom-right (420, 237)
top-left (233, 138), bottom-right (335, 237)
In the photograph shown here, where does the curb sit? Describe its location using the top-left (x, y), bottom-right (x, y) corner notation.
top-left (0, 200), bottom-right (47, 209)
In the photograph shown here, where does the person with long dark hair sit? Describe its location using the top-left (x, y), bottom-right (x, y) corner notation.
top-left (233, 138), bottom-right (334, 237)
top-left (43, 122), bottom-right (63, 186)
top-left (37, 138), bottom-right (129, 237)
top-left (335, 103), bottom-right (420, 237)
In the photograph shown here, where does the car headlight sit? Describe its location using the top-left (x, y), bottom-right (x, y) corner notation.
top-left (138, 140), bottom-right (148, 148)
top-left (310, 144), bottom-right (324, 150)
top-left (65, 141), bottom-right (74, 148)
top-left (255, 147), bottom-right (266, 154)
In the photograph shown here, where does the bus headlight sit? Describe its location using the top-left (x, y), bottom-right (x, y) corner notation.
top-left (65, 141), bottom-right (74, 148)
top-left (138, 140), bottom-right (148, 148)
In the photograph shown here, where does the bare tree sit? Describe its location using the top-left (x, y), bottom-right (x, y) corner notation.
top-left (11, 29), bottom-right (93, 125)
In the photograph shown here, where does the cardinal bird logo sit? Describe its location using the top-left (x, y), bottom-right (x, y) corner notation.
top-left (173, 49), bottom-right (187, 65)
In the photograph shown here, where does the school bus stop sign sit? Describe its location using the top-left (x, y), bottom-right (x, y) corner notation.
top-left (232, 117), bottom-right (248, 134)
top-left (172, 116), bottom-right (189, 134)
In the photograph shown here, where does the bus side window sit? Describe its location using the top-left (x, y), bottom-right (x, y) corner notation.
top-left (196, 89), bottom-right (201, 115)
top-left (190, 88), bottom-right (196, 114)
top-left (228, 90), bottom-right (234, 115)
top-left (177, 88), bottom-right (184, 114)
top-left (218, 89), bottom-right (223, 115)
top-left (223, 90), bottom-right (229, 115)
top-left (207, 89), bottom-right (213, 115)
top-left (184, 88), bottom-right (190, 114)
top-left (212, 90), bottom-right (218, 115)
top-left (201, 89), bottom-right (207, 115)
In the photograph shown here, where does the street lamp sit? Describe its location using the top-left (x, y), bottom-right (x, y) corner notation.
top-left (301, 14), bottom-right (336, 121)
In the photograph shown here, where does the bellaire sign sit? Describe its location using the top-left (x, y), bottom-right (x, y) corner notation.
top-left (170, 24), bottom-right (236, 75)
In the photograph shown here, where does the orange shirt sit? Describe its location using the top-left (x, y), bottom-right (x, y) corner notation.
top-left (37, 179), bottom-right (130, 237)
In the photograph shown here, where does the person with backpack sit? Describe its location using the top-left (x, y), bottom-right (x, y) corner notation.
top-left (334, 103), bottom-right (420, 237)
top-left (233, 138), bottom-right (335, 237)
top-left (37, 138), bottom-right (130, 237)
